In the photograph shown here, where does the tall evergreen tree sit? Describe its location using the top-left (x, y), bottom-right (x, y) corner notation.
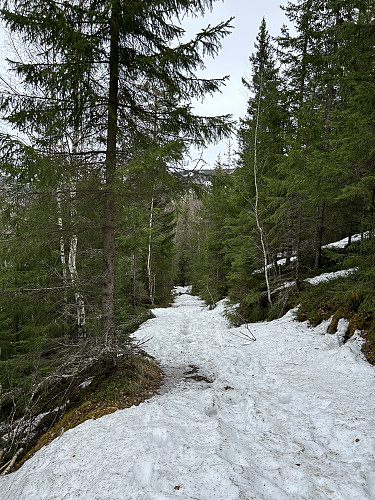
top-left (0, 0), bottom-right (234, 344)
top-left (325, 0), bottom-right (375, 239)
top-left (277, 0), bottom-right (324, 281)
top-left (233, 18), bottom-right (286, 301)
top-left (278, 0), bottom-right (375, 272)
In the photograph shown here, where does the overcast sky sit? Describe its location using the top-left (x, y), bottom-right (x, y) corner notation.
top-left (0, 1), bottom-right (290, 166)
top-left (183, 0), bottom-right (289, 169)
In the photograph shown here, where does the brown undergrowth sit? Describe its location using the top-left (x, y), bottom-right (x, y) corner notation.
top-left (16, 354), bottom-right (163, 470)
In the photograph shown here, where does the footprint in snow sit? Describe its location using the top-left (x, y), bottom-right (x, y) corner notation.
top-left (131, 460), bottom-right (154, 487)
top-left (152, 427), bottom-right (169, 447)
top-left (277, 391), bottom-right (292, 404)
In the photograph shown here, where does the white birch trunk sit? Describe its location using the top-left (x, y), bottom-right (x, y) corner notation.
top-left (56, 189), bottom-right (68, 284)
top-left (253, 73), bottom-right (272, 305)
top-left (56, 188), bottom-right (68, 322)
top-left (68, 187), bottom-right (86, 334)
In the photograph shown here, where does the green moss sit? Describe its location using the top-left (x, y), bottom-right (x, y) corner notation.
top-left (16, 354), bottom-right (163, 470)
top-left (295, 266), bottom-right (375, 363)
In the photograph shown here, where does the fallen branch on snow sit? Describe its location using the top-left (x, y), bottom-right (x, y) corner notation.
top-left (0, 448), bottom-right (24, 476)
top-left (230, 311), bottom-right (256, 343)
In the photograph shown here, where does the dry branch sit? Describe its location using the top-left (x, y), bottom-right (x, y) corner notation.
top-left (0, 448), bottom-right (24, 476)
top-left (231, 311), bottom-right (256, 343)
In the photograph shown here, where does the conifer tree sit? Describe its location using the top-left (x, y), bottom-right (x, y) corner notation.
top-left (277, 0), bottom-right (322, 280)
top-left (278, 0), bottom-right (375, 272)
top-left (325, 0), bottom-right (375, 239)
top-left (233, 18), bottom-right (286, 301)
top-left (1, 0), bottom-right (234, 344)
top-left (189, 160), bottom-right (233, 306)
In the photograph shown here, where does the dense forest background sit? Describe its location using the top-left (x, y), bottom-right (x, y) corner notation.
top-left (0, 0), bottom-right (374, 472)
top-left (178, 1), bottom-right (375, 332)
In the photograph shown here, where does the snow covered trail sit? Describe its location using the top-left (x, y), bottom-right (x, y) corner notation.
top-left (1, 287), bottom-right (375, 500)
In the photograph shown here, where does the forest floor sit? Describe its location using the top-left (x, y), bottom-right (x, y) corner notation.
top-left (1, 286), bottom-right (375, 499)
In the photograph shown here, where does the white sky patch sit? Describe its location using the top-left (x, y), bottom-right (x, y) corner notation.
top-left (181, 0), bottom-right (290, 169)
top-left (1, 288), bottom-right (374, 500)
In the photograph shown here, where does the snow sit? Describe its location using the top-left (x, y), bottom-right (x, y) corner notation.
top-left (1, 287), bottom-right (375, 500)
top-left (79, 377), bottom-right (94, 389)
top-left (272, 268), bottom-right (359, 294)
top-left (276, 256), bottom-right (297, 267)
top-left (305, 267), bottom-right (359, 285)
top-left (323, 232), bottom-right (369, 250)
top-left (254, 256), bottom-right (296, 274)
top-left (256, 232), bottom-right (369, 276)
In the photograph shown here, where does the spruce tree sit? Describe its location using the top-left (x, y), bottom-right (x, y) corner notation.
top-left (325, 0), bottom-right (375, 240)
top-left (0, 0), bottom-right (234, 344)
top-left (277, 0), bottom-right (375, 273)
top-left (234, 18), bottom-right (286, 301)
top-left (277, 0), bottom-right (336, 277)
top-left (189, 160), bottom-right (233, 306)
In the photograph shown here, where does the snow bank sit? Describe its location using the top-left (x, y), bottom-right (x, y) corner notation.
top-left (323, 232), bottom-right (369, 250)
top-left (271, 267), bottom-right (359, 294)
top-left (255, 232), bottom-right (369, 275)
top-left (1, 288), bottom-right (374, 500)
top-left (305, 267), bottom-right (359, 285)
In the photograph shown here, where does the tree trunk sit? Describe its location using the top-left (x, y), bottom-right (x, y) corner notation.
top-left (147, 198), bottom-right (155, 305)
top-left (360, 196), bottom-right (366, 255)
top-left (68, 226), bottom-right (86, 336)
top-left (295, 209), bottom-right (303, 289)
top-left (131, 254), bottom-right (137, 308)
top-left (68, 124), bottom-right (86, 336)
top-left (103, 1), bottom-right (119, 345)
top-left (56, 188), bottom-right (69, 332)
top-left (56, 189), bottom-right (68, 285)
top-left (273, 253), bottom-right (279, 275)
top-left (313, 201), bottom-right (325, 269)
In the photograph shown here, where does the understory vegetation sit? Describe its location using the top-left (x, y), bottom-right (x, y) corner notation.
top-left (297, 244), bottom-right (375, 365)
top-left (1, 348), bottom-right (162, 473)
top-left (16, 353), bottom-right (163, 471)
